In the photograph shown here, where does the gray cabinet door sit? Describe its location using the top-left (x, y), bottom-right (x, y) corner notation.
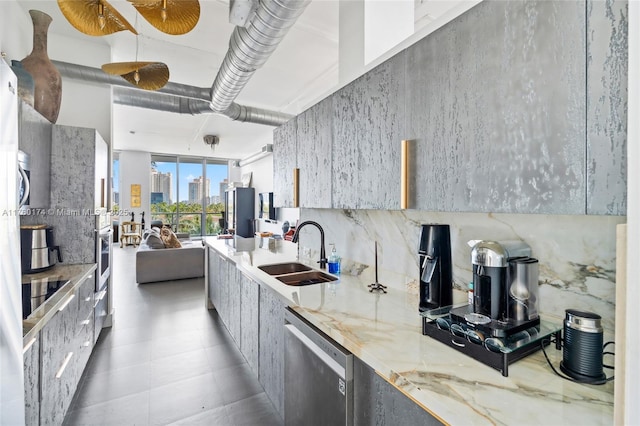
top-left (586, 0), bottom-right (628, 215)
top-left (218, 256), bottom-right (230, 326)
top-left (353, 357), bottom-right (441, 426)
top-left (239, 273), bottom-right (259, 373)
top-left (297, 97), bottom-right (333, 208)
top-left (40, 291), bottom-right (80, 426)
top-left (23, 337), bottom-right (40, 426)
top-left (76, 274), bottom-right (95, 373)
top-left (225, 261), bottom-right (241, 344)
top-left (406, 0), bottom-right (586, 214)
top-left (332, 54), bottom-right (406, 209)
top-left (258, 286), bottom-right (285, 418)
top-left (273, 117), bottom-right (298, 208)
top-left (207, 248), bottom-right (220, 309)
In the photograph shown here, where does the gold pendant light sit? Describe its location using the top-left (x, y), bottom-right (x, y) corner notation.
top-left (101, 61), bottom-right (169, 90)
top-left (128, 0), bottom-right (200, 35)
top-left (57, 0), bottom-right (138, 36)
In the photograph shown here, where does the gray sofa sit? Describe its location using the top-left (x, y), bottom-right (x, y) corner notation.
top-left (135, 233), bottom-right (205, 284)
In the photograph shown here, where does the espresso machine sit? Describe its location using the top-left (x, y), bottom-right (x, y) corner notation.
top-left (418, 224), bottom-right (453, 312)
top-left (450, 240), bottom-right (539, 338)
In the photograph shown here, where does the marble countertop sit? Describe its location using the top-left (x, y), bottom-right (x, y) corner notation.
top-left (22, 263), bottom-right (97, 346)
top-left (205, 236), bottom-right (614, 425)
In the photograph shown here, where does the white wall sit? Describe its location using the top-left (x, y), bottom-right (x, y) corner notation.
top-left (364, 0), bottom-right (414, 65)
top-left (118, 150), bottom-right (151, 221)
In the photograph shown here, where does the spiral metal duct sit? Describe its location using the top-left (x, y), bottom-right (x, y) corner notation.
top-left (51, 0), bottom-right (309, 127)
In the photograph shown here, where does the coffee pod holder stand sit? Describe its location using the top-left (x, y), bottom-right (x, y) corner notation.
top-left (421, 304), bottom-right (562, 377)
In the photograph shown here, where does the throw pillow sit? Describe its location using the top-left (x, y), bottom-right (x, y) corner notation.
top-left (160, 227), bottom-right (182, 248)
top-left (142, 228), bottom-right (165, 249)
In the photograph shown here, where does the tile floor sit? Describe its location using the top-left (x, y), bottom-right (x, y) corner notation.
top-left (63, 243), bottom-right (283, 426)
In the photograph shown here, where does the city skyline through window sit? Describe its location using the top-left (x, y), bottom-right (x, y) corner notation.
top-left (150, 156), bottom-right (228, 236)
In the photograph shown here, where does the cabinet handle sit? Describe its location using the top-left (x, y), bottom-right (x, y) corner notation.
top-left (23, 338), bottom-right (37, 354)
top-left (96, 290), bottom-right (106, 301)
top-left (85, 296), bottom-right (92, 302)
top-left (83, 341), bottom-right (91, 348)
top-left (80, 319), bottom-right (91, 326)
top-left (401, 139), bottom-right (409, 209)
top-left (58, 294), bottom-right (76, 312)
top-left (293, 167), bottom-right (300, 207)
top-left (55, 352), bottom-right (74, 379)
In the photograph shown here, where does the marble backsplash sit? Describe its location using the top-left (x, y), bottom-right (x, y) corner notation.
top-left (297, 209), bottom-right (625, 336)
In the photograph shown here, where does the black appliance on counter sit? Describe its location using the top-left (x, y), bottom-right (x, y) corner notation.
top-left (560, 309), bottom-right (607, 383)
top-left (421, 239), bottom-right (558, 377)
top-left (418, 224), bottom-right (453, 312)
top-left (20, 225), bottom-right (63, 274)
top-left (449, 240), bottom-right (539, 340)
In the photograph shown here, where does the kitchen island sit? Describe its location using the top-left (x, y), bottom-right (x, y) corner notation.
top-left (204, 236), bottom-right (613, 425)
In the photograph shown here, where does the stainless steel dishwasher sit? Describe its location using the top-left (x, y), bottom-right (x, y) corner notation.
top-left (284, 307), bottom-right (353, 426)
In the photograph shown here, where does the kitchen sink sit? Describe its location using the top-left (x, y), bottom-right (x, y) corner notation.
top-left (258, 262), bottom-right (312, 275)
top-left (275, 270), bottom-right (337, 286)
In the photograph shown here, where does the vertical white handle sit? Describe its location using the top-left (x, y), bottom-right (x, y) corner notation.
top-left (58, 294), bottom-right (76, 312)
top-left (23, 338), bottom-right (37, 354)
top-left (55, 352), bottom-right (74, 379)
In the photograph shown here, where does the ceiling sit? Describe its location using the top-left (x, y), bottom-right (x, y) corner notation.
top-left (16, 0), bottom-right (471, 160)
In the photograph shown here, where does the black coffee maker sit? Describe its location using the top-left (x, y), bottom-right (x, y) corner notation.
top-left (469, 240), bottom-right (531, 320)
top-left (418, 224), bottom-right (453, 312)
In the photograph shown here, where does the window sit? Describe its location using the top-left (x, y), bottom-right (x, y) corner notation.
top-left (206, 160), bottom-right (228, 235)
top-left (149, 155), bottom-right (227, 237)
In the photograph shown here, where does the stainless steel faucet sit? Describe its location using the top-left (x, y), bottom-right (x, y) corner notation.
top-left (291, 221), bottom-right (327, 269)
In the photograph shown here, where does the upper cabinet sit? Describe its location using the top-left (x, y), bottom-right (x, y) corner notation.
top-left (273, 117), bottom-right (297, 208)
top-left (406, 0), bottom-right (587, 214)
top-left (297, 97), bottom-right (333, 208)
top-left (51, 126), bottom-right (108, 211)
top-left (586, 0), bottom-right (628, 215)
top-left (272, 0), bottom-right (627, 215)
top-left (332, 54), bottom-right (405, 210)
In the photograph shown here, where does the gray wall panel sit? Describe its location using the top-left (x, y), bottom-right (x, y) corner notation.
top-left (273, 118), bottom-right (297, 208)
top-left (406, 0), bottom-right (586, 214)
top-left (332, 54), bottom-right (405, 209)
top-left (586, 0), bottom-right (628, 215)
top-left (297, 97), bottom-right (333, 208)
